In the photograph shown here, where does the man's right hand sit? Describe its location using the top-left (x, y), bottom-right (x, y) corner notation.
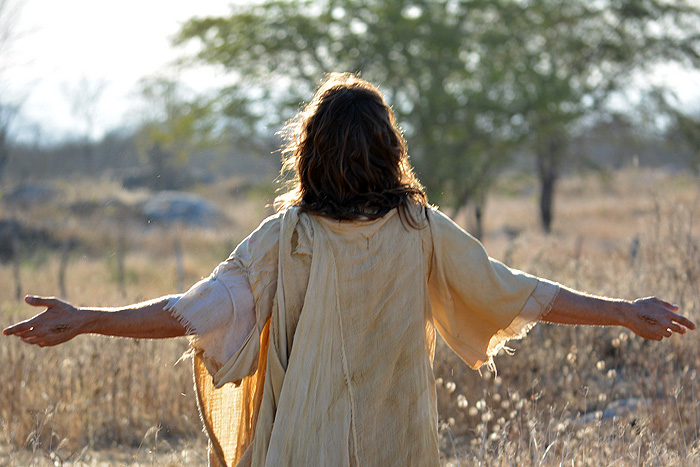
top-left (3, 296), bottom-right (84, 347)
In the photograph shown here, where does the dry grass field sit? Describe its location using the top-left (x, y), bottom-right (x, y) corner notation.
top-left (1, 167), bottom-right (698, 466)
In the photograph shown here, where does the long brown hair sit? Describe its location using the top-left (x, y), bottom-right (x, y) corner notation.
top-left (275, 73), bottom-right (427, 224)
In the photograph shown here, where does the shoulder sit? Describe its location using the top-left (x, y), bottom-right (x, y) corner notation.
top-left (247, 210), bottom-right (284, 242)
top-left (423, 207), bottom-right (486, 263)
top-left (426, 206), bottom-right (457, 227)
top-left (228, 211), bottom-right (284, 263)
top-left (426, 206), bottom-right (474, 238)
top-left (248, 206), bottom-right (306, 235)
top-left (231, 207), bottom-right (313, 260)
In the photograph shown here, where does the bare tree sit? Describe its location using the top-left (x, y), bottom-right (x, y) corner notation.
top-left (0, 103), bottom-right (18, 177)
top-left (0, 0), bottom-right (26, 182)
top-left (0, 0), bottom-right (23, 68)
top-left (62, 76), bottom-right (107, 174)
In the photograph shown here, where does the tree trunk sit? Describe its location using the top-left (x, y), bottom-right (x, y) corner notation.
top-left (58, 239), bottom-right (72, 298)
top-left (536, 135), bottom-right (564, 233)
top-left (0, 125), bottom-right (8, 181)
top-left (12, 235), bottom-right (21, 301)
top-left (174, 236), bottom-right (185, 293)
top-left (117, 228), bottom-right (126, 297)
top-left (539, 167), bottom-right (556, 233)
top-left (473, 202), bottom-right (484, 241)
top-left (449, 191), bottom-right (486, 241)
top-left (0, 104), bottom-right (19, 182)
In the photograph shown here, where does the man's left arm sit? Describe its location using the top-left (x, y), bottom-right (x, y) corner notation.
top-left (541, 286), bottom-right (696, 340)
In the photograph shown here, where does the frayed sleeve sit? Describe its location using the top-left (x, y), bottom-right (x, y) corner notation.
top-left (426, 209), bottom-right (559, 369)
top-left (167, 213), bottom-right (283, 388)
top-left (165, 260), bottom-right (256, 376)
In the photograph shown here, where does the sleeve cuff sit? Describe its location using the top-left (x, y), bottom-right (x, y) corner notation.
top-left (484, 279), bottom-right (560, 362)
top-left (165, 270), bottom-right (256, 375)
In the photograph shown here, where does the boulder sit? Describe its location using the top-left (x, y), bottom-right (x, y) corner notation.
top-left (0, 219), bottom-right (60, 262)
top-left (3, 183), bottom-right (61, 207)
top-left (142, 191), bottom-right (224, 227)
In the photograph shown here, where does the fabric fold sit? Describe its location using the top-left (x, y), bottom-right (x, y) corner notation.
top-left (175, 206), bottom-right (562, 466)
top-left (164, 261), bottom-right (256, 375)
top-left (426, 209), bottom-right (559, 369)
top-left (484, 278), bottom-right (560, 364)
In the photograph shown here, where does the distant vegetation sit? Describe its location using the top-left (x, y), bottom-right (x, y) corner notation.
top-left (3, 1), bottom-right (700, 235)
top-left (4, 127), bottom-right (279, 190)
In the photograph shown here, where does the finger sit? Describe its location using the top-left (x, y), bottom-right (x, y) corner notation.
top-left (31, 333), bottom-right (69, 347)
top-left (20, 335), bottom-right (45, 344)
top-left (634, 327), bottom-right (659, 341)
top-left (3, 319), bottom-right (34, 336)
top-left (25, 295), bottom-right (62, 309)
top-left (21, 323), bottom-right (73, 340)
top-left (39, 339), bottom-right (64, 347)
top-left (14, 327), bottom-right (40, 338)
top-left (665, 322), bottom-right (686, 335)
top-left (20, 334), bottom-right (41, 342)
top-left (672, 315), bottom-right (696, 331)
top-left (4, 312), bottom-right (51, 336)
top-left (40, 337), bottom-right (66, 347)
top-left (661, 328), bottom-right (673, 338)
top-left (638, 326), bottom-right (664, 341)
top-left (652, 297), bottom-right (679, 311)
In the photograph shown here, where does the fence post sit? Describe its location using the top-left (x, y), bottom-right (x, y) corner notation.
top-left (58, 238), bottom-right (72, 298)
top-left (11, 233), bottom-right (21, 302)
top-left (117, 228), bottom-right (126, 297)
top-left (174, 237), bottom-right (184, 293)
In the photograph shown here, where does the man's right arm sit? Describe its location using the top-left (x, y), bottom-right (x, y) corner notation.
top-left (3, 295), bottom-right (188, 347)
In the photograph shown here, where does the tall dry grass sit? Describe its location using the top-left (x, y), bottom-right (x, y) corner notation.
top-left (1, 168), bottom-right (698, 466)
top-left (436, 169), bottom-right (700, 466)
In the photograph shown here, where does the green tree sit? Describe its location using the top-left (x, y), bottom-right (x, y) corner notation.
top-left (176, 0), bottom-right (700, 233)
top-left (491, 0), bottom-right (700, 231)
top-left (0, 102), bottom-right (18, 180)
top-left (0, 0), bottom-right (26, 182)
top-left (177, 0), bottom-right (527, 237)
top-left (658, 100), bottom-right (700, 175)
top-left (62, 76), bottom-right (107, 174)
top-left (135, 77), bottom-right (218, 190)
top-left (671, 111), bottom-right (700, 174)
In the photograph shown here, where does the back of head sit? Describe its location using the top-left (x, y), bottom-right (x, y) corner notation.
top-left (276, 73), bottom-right (427, 222)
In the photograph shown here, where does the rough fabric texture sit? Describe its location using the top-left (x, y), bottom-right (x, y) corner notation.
top-left (174, 206), bottom-right (559, 466)
top-left (165, 266), bottom-right (255, 376)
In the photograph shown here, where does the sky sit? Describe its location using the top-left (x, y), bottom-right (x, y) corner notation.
top-left (3, 0), bottom-right (700, 144)
top-left (3, 0), bottom-right (239, 142)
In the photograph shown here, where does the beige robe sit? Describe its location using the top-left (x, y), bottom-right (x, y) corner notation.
top-left (177, 206), bottom-right (559, 466)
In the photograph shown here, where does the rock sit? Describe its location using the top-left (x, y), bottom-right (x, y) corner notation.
top-left (0, 219), bottom-right (60, 262)
top-left (3, 183), bottom-right (61, 207)
top-left (69, 197), bottom-right (139, 219)
top-left (601, 398), bottom-right (648, 420)
top-left (141, 191), bottom-right (224, 227)
top-left (575, 398), bottom-right (649, 425)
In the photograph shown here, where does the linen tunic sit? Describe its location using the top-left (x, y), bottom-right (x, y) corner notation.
top-left (167, 205), bottom-right (559, 466)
